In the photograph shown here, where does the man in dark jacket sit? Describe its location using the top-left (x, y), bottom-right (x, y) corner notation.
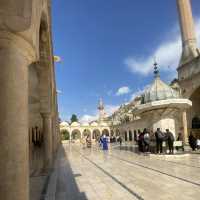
top-left (155, 128), bottom-right (165, 154)
top-left (189, 133), bottom-right (197, 151)
top-left (166, 129), bottom-right (175, 154)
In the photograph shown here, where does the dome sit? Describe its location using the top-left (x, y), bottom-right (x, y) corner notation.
top-left (90, 122), bottom-right (98, 126)
top-left (99, 122), bottom-right (108, 126)
top-left (71, 122), bottom-right (80, 127)
top-left (142, 76), bottom-right (180, 104)
top-left (81, 122), bottom-right (89, 126)
top-left (60, 121), bottom-right (69, 127)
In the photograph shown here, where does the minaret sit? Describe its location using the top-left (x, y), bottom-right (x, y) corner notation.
top-left (98, 98), bottom-right (106, 121)
top-left (177, 0), bottom-right (198, 66)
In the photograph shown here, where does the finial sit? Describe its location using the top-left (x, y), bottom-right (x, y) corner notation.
top-left (98, 97), bottom-right (104, 110)
top-left (153, 60), bottom-right (159, 77)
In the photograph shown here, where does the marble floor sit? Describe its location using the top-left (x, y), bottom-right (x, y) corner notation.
top-left (52, 143), bottom-right (200, 200)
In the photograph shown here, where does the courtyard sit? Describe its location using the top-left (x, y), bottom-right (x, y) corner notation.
top-left (46, 143), bottom-right (200, 200)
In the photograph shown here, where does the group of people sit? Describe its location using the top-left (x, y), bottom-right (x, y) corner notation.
top-left (137, 128), bottom-right (175, 154)
top-left (83, 130), bottom-right (200, 154)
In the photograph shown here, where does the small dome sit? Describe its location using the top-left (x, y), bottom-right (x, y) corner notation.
top-left (90, 122), bottom-right (98, 126)
top-left (81, 122), bottom-right (89, 126)
top-left (60, 121), bottom-right (69, 127)
top-left (142, 76), bottom-right (180, 104)
top-left (99, 122), bottom-right (108, 126)
top-left (71, 122), bottom-right (80, 127)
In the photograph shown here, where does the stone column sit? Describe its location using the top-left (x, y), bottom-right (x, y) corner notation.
top-left (177, 0), bottom-right (197, 64)
top-left (0, 37), bottom-right (34, 200)
top-left (42, 113), bottom-right (53, 171)
top-left (69, 131), bottom-right (72, 141)
top-left (182, 110), bottom-right (189, 145)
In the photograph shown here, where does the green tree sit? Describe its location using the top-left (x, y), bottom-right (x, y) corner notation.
top-left (61, 130), bottom-right (70, 140)
top-left (71, 114), bottom-right (78, 123)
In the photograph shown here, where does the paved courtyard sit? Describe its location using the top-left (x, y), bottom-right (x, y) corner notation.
top-left (52, 143), bottom-right (200, 200)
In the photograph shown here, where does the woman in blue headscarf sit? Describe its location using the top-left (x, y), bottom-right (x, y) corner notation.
top-left (102, 135), bottom-right (108, 150)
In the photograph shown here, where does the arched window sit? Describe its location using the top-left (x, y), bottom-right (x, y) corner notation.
top-left (192, 117), bottom-right (200, 129)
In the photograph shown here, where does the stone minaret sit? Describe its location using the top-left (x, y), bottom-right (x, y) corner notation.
top-left (177, 0), bottom-right (198, 66)
top-left (98, 98), bottom-right (106, 121)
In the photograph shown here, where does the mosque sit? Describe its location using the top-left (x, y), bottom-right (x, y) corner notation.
top-left (60, 0), bottom-right (200, 145)
top-left (60, 98), bottom-right (111, 142)
top-left (60, 64), bottom-right (192, 145)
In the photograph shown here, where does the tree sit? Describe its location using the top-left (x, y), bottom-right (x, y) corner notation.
top-left (71, 114), bottom-right (78, 123)
top-left (61, 130), bottom-right (70, 140)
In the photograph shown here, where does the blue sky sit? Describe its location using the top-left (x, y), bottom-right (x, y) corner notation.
top-left (52, 0), bottom-right (200, 122)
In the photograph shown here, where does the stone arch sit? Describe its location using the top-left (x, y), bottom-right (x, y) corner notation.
top-left (92, 129), bottom-right (101, 140)
top-left (128, 130), bottom-right (133, 141)
top-left (189, 87), bottom-right (200, 132)
top-left (82, 129), bottom-right (92, 138)
top-left (133, 130), bottom-right (138, 141)
top-left (124, 130), bottom-right (128, 141)
top-left (110, 130), bottom-right (114, 137)
top-left (71, 129), bottom-right (81, 141)
top-left (28, 13), bottom-right (53, 174)
top-left (38, 13), bottom-right (53, 114)
top-left (116, 129), bottom-right (121, 136)
top-left (61, 129), bottom-right (70, 140)
top-left (102, 129), bottom-right (110, 136)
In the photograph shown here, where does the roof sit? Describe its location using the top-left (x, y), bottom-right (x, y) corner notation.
top-left (142, 76), bottom-right (180, 104)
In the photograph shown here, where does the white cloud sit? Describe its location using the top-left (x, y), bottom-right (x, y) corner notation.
top-left (125, 19), bottom-right (200, 76)
top-left (80, 114), bottom-right (98, 123)
top-left (116, 86), bottom-right (131, 96)
top-left (57, 90), bottom-right (63, 94)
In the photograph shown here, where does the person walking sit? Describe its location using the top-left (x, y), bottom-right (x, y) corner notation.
top-left (166, 129), bottom-right (175, 154)
top-left (189, 133), bottom-right (197, 151)
top-left (102, 135), bottom-right (108, 150)
top-left (118, 136), bottom-right (122, 147)
top-left (86, 135), bottom-right (92, 148)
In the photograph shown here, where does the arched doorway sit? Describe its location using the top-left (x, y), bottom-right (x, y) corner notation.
top-left (192, 117), bottom-right (200, 129)
top-left (93, 129), bottom-right (101, 140)
top-left (190, 87), bottom-right (200, 137)
top-left (111, 130), bottom-right (114, 137)
top-left (71, 129), bottom-right (81, 142)
top-left (134, 130), bottom-right (138, 142)
top-left (129, 130), bottom-right (133, 141)
top-left (116, 129), bottom-right (120, 136)
top-left (83, 129), bottom-right (92, 138)
top-left (61, 129), bottom-right (70, 140)
top-left (102, 129), bottom-right (110, 136)
top-left (124, 131), bottom-right (128, 141)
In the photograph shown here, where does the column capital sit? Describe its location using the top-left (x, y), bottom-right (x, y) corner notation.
top-left (0, 31), bottom-right (36, 64)
top-left (41, 112), bottom-right (52, 119)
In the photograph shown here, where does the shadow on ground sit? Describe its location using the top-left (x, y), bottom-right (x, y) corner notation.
top-left (55, 146), bottom-right (88, 200)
